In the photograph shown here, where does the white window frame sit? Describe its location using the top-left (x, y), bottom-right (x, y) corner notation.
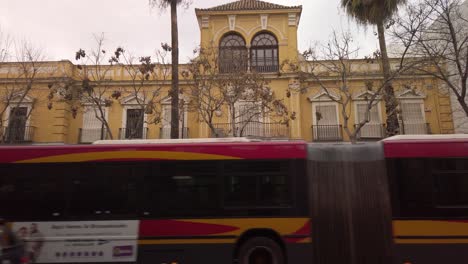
top-left (81, 105), bottom-right (109, 143)
top-left (161, 97), bottom-right (188, 139)
top-left (312, 102), bottom-right (340, 126)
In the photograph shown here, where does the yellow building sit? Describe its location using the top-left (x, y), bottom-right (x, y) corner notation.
top-left (0, 0), bottom-right (455, 144)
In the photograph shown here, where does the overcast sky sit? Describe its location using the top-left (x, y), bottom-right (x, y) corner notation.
top-left (1, 0), bottom-right (378, 63)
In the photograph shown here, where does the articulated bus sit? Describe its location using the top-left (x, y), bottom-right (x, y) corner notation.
top-left (0, 135), bottom-right (467, 264)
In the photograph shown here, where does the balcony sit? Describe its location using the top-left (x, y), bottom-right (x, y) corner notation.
top-left (312, 125), bottom-right (343, 142)
top-left (119, 127), bottom-right (148, 139)
top-left (78, 128), bottom-right (108, 143)
top-left (0, 126), bottom-right (35, 144)
top-left (210, 122), bottom-right (289, 138)
top-left (400, 122), bottom-right (431, 135)
top-left (160, 127), bottom-right (189, 139)
top-left (355, 124), bottom-right (385, 140)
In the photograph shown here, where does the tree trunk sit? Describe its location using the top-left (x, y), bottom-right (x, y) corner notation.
top-left (377, 21), bottom-right (400, 136)
top-left (170, 0), bottom-right (180, 139)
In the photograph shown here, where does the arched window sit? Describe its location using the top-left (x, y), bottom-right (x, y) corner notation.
top-left (251, 32), bottom-right (279, 73)
top-left (219, 33), bottom-right (248, 73)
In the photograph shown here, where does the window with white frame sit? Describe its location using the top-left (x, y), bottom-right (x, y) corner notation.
top-left (312, 103), bottom-right (341, 141)
top-left (124, 108), bottom-right (145, 139)
top-left (236, 101), bottom-right (264, 137)
top-left (81, 106), bottom-right (107, 143)
top-left (3, 95), bottom-right (34, 142)
top-left (400, 100), bottom-right (427, 134)
top-left (161, 103), bottom-right (188, 139)
top-left (355, 102), bottom-right (383, 138)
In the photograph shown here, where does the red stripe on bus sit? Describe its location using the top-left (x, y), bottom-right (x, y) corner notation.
top-left (384, 141), bottom-right (468, 158)
top-left (0, 142), bottom-right (307, 163)
top-left (139, 220), bottom-right (239, 237)
top-left (285, 220), bottom-right (311, 243)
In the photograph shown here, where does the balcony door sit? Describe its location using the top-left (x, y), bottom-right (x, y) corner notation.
top-left (7, 107), bottom-right (28, 142)
top-left (161, 104), bottom-right (187, 139)
top-left (81, 107), bottom-right (107, 143)
top-left (236, 102), bottom-right (263, 137)
top-left (125, 109), bottom-right (144, 139)
top-left (356, 102), bottom-right (383, 139)
top-left (313, 103), bottom-right (341, 141)
top-left (400, 101), bottom-right (427, 134)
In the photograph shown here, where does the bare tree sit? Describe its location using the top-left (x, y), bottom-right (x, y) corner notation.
top-left (149, 0), bottom-right (192, 139)
top-left (0, 40), bottom-right (45, 143)
top-left (110, 45), bottom-right (171, 139)
top-left (48, 34), bottom-right (117, 139)
top-left (186, 44), bottom-right (290, 138)
top-left (393, 0), bottom-right (468, 128)
top-left (302, 32), bottom-right (387, 143)
top-left (289, 30), bottom-right (421, 143)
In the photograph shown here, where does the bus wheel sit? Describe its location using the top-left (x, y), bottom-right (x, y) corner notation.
top-left (238, 237), bottom-right (284, 264)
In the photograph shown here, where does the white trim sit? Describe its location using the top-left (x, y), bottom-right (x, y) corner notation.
top-left (308, 90), bottom-right (341, 102)
top-left (120, 94), bottom-right (146, 106)
top-left (228, 15), bottom-right (236, 31)
top-left (397, 89), bottom-right (426, 99)
top-left (352, 90), bottom-right (382, 101)
top-left (260, 15), bottom-right (268, 30)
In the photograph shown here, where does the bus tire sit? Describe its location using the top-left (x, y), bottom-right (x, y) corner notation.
top-left (238, 237), bottom-right (284, 264)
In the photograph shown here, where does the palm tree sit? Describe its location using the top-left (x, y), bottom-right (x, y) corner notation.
top-left (150, 0), bottom-right (190, 139)
top-left (341, 0), bottom-right (406, 136)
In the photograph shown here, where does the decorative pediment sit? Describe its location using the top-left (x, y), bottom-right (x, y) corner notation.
top-left (353, 90), bottom-right (382, 101)
top-left (307, 90), bottom-right (340, 102)
top-left (121, 94), bottom-right (146, 105)
top-left (4, 92), bottom-right (34, 104)
top-left (397, 88), bottom-right (426, 99)
top-left (161, 95), bottom-right (191, 105)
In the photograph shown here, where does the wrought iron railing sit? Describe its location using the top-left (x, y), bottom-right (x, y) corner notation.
top-left (0, 126), bottom-right (35, 144)
top-left (210, 122), bottom-right (289, 138)
top-left (251, 64), bottom-right (279, 73)
top-left (78, 128), bottom-right (108, 143)
top-left (312, 125), bottom-right (343, 142)
top-left (119, 127), bottom-right (148, 139)
top-left (160, 127), bottom-right (189, 139)
top-left (355, 124), bottom-right (385, 140)
top-left (399, 122), bottom-right (431, 135)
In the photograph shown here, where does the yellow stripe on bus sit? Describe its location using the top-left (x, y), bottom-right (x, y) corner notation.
top-left (393, 220), bottom-right (468, 237)
top-left (15, 151), bottom-right (242, 163)
top-left (395, 239), bottom-right (468, 244)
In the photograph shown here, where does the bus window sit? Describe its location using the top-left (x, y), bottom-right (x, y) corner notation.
top-left (143, 161), bottom-right (220, 217)
top-left (0, 164), bottom-right (67, 220)
top-left (392, 158), bottom-right (468, 217)
top-left (68, 163), bottom-right (137, 218)
top-left (224, 160), bottom-right (291, 208)
top-left (433, 158), bottom-right (468, 208)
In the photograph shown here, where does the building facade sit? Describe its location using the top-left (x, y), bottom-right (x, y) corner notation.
top-left (0, 0), bottom-right (455, 145)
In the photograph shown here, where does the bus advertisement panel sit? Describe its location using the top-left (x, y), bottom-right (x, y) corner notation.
top-left (12, 221), bottom-right (138, 263)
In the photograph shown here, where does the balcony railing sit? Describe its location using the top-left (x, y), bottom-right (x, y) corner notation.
top-left (119, 127), bottom-right (148, 139)
top-left (399, 122), bottom-right (431, 135)
top-left (79, 128), bottom-right (108, 143)
top-left (312, 125), bottom-right (343, 142)
top-left (160, 127), bottom-right (189, 139)
top-left (251, 64), bottom-right (279, 73)
top-left (0, 126), bottom-right (35, 144)
top-left (210, 122), bottom-right (289, 138)
top-left (355, 124), bottom-right (385, 140)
